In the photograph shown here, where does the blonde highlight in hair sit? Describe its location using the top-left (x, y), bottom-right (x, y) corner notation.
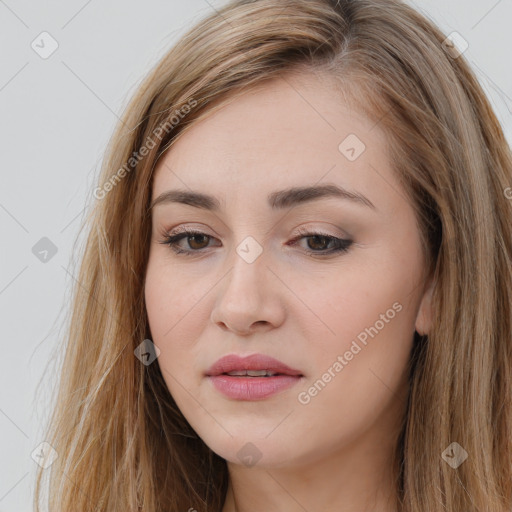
top-left (34, 0), bottom-right (512, 511)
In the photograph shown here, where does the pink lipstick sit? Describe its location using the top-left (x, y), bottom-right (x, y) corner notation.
top-left (205, 353), bottom-right (303, 400)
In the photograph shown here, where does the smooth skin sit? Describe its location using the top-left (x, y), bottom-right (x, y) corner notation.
top-left (145, 71), bottom-right (434, 512)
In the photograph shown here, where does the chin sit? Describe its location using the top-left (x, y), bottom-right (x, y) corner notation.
top-left (198, 430), bottom-right (305, 469)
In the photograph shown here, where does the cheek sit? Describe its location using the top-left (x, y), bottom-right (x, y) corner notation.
top-left (144, 261), bottom-right (207, 375)
top-left (289, 269), bottom-right (416, 446)
top-left (294, 258), bottom-right (419, 381)
top-left (145, 252), bottom-right (205, 336)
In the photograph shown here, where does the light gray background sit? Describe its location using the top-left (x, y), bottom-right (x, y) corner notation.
top-left (0, 1), bottom-right (511, 510)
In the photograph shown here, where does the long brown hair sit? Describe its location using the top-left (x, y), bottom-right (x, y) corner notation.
top-left (34, 0), bottom-right (512, 510)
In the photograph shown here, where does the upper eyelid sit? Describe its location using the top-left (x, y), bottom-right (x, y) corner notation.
top-left (163, 221), bottom-right (348, 237)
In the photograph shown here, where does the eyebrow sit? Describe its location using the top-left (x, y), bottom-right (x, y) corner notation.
top-left (149, 184), bottom-right (376, 212)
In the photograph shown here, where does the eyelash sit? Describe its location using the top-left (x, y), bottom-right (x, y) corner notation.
top-left (157, 226), bottom-right (353, 258)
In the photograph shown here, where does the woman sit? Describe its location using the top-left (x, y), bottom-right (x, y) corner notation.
top-left (34, 0), bottom-right (512, 511)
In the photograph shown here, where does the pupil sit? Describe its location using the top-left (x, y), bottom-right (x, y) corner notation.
top-left (309, 235), bottom-right (328, 250)
top-left (190, 234), bottom-right (207, 249)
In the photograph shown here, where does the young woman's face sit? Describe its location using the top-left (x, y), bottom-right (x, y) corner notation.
top-left (145, 72), bottom-right (433, 469)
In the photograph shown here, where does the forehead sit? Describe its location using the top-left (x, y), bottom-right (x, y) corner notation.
top-left (152, 73), bottom-right (392, 209)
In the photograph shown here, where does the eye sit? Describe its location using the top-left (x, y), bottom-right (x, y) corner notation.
top-left (158, 228), bottom-right (218, 256)
top-left (158, 227), bottom-right (353, 257)
top-left (288, 227), bottom-right (353, 256)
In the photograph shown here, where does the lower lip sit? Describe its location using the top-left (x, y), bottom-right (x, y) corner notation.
top-left (207, 374), bottom-right (302, 400)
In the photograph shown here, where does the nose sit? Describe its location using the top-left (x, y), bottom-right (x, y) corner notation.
top-left (210, 248), bottom-right (286, 336)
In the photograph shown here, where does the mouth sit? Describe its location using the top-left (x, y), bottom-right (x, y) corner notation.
top-left (205, 354), bottom-right (304, 400)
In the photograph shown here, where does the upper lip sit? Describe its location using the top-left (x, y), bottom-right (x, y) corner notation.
top-left (205, 353), bottom-right (303, 377)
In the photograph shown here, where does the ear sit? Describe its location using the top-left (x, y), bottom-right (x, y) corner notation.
top-left (415, 275), bottom-right (436, 336)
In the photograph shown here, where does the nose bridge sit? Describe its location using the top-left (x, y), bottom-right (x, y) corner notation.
top-left (224, 235), bottom-right (268, 301)
top-left (211, 235), bottom-right (284, 333)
